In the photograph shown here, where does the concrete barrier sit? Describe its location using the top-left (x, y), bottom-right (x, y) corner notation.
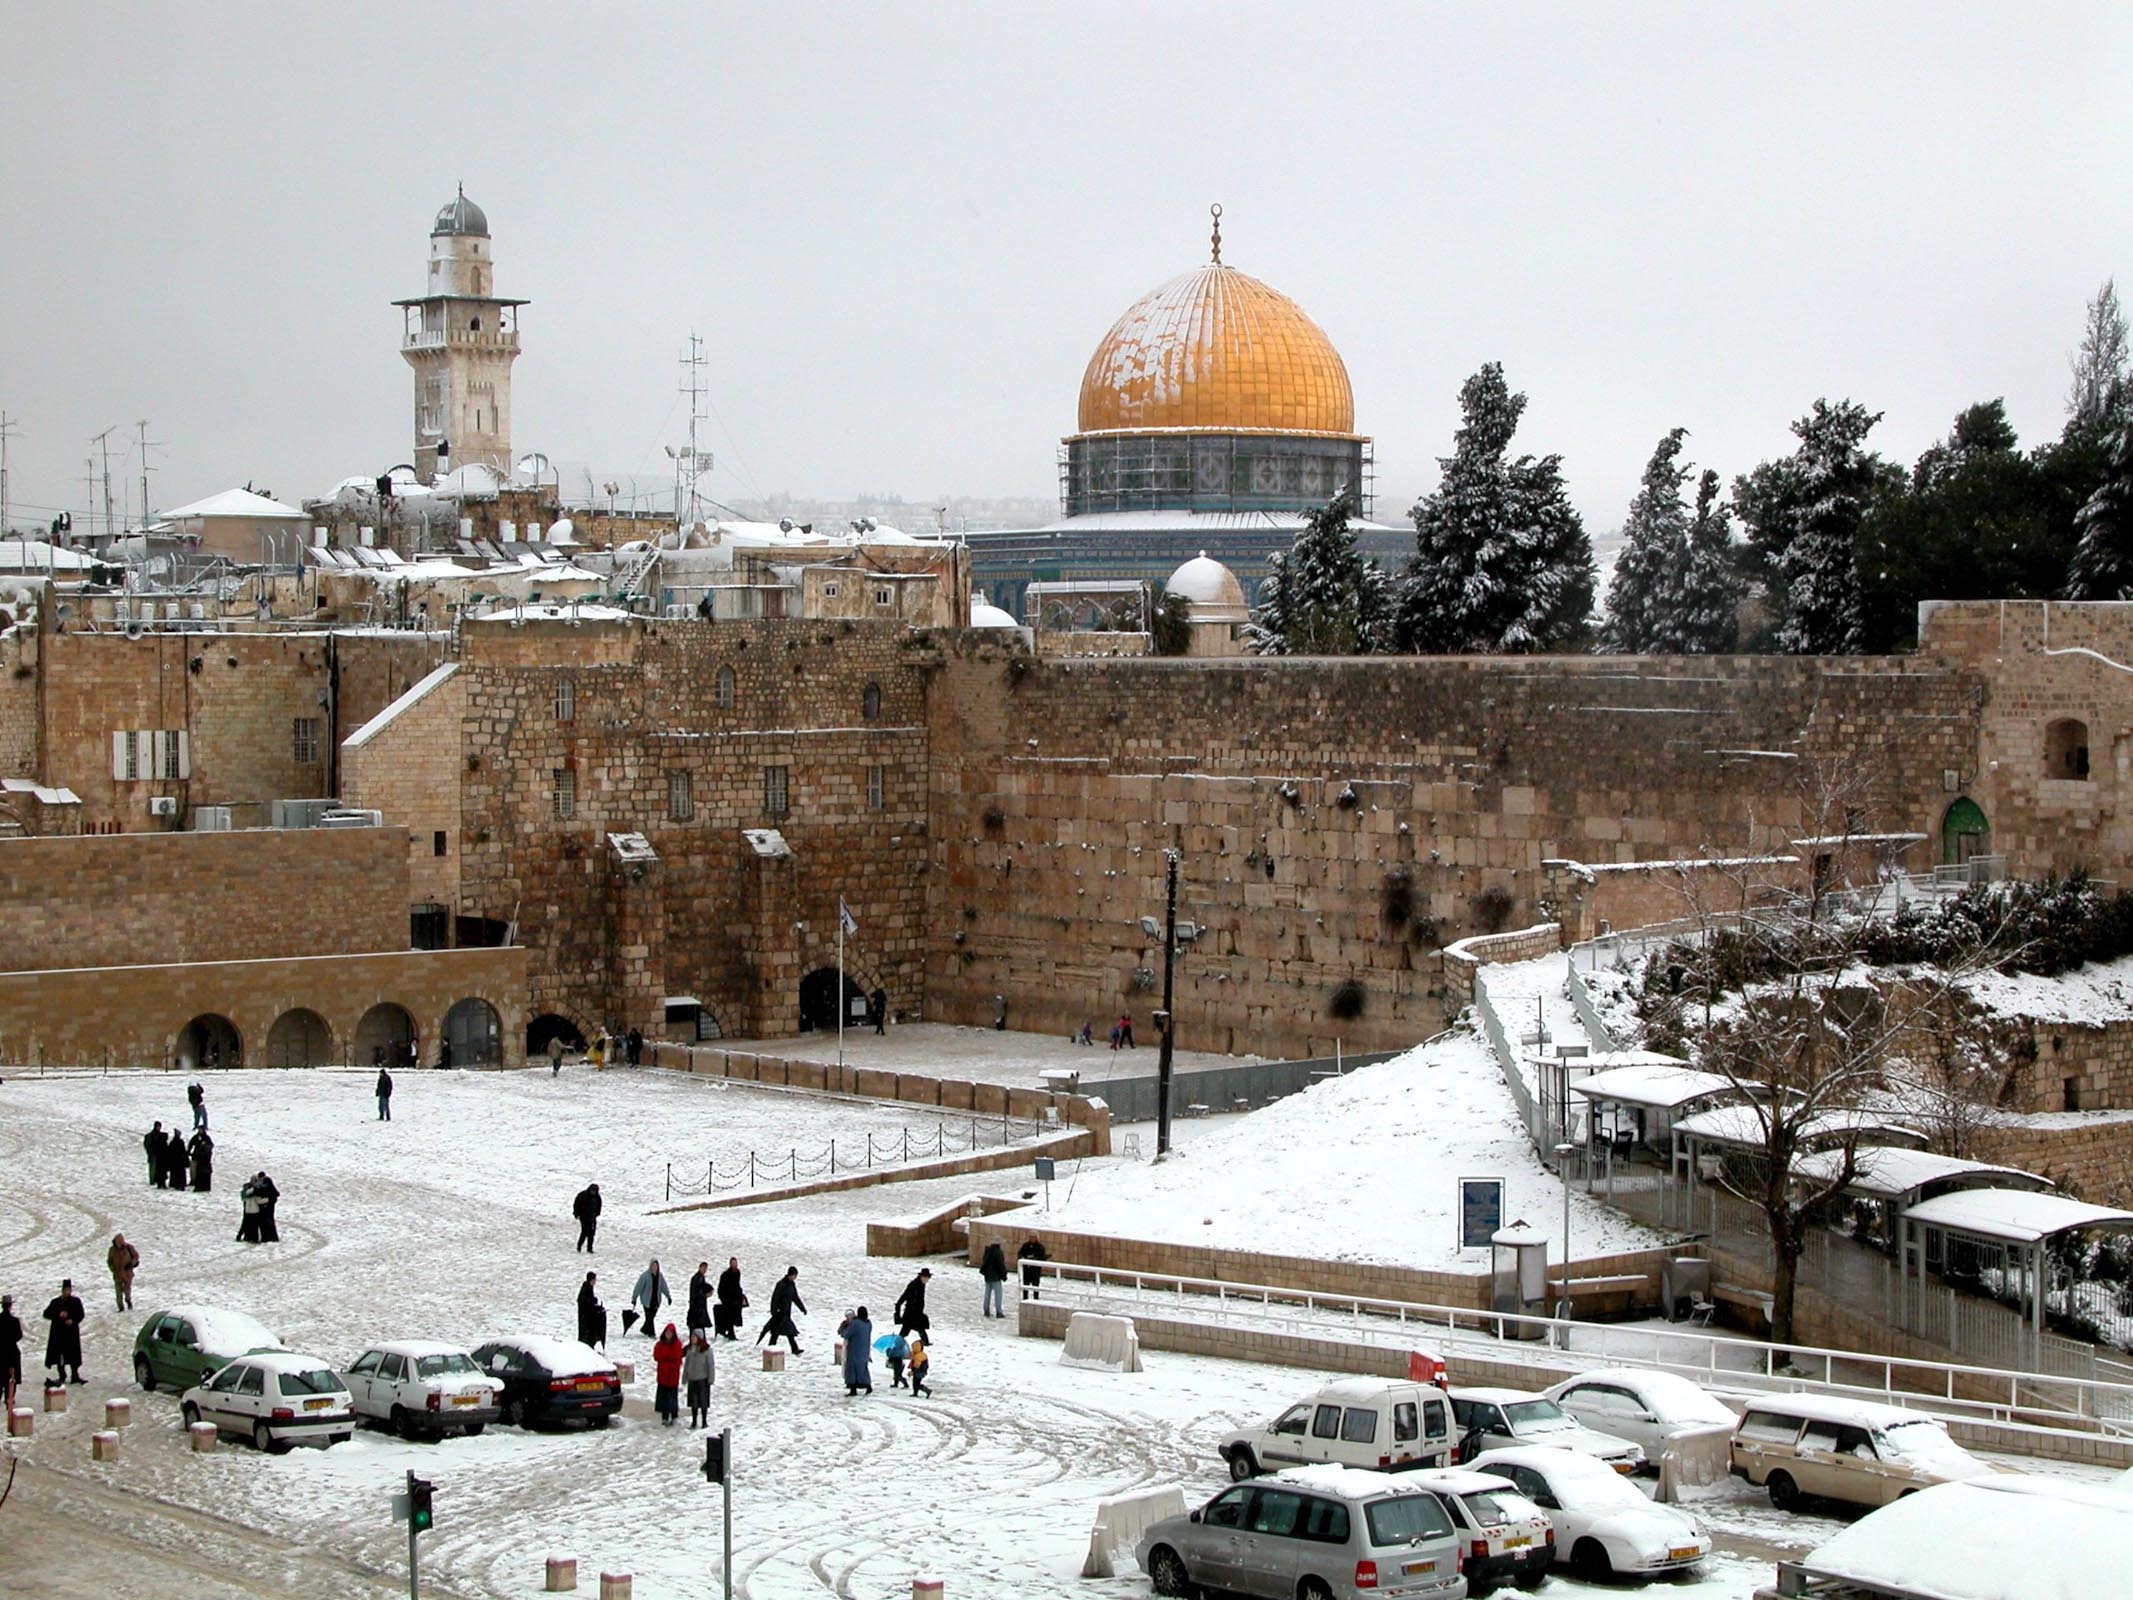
top-left (598, 1573), bottom-right (631, 1600)
top-left (1081, 1484), bottom-right (1187, 1578)
top-left (544, 1554), bottom-right (578, 1591)
top-left (762, 1349), bottom-right (786, 1373)
top-left (613, 1361), bottom-right (635, 1384)
top-left (42, 1384), bottom-right (66, 1413)
top-left (188, 1420), bottom-right (218, 1453)
top-left (91, 1430), bottom-right (120, 1462)
top-left (913, 1580), bottom-right (944, 1600)
top-left (1653, 1422), bottom-right (1735, 1501)
top-left (8, 1408), bottom-right (31, 1437)
top-left (1061, 1312), bottom-right (1143, 1373)
top-left (104, 1397), bottom-right (132, 1429)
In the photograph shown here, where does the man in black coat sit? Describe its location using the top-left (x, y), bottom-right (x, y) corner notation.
top-left (1018, 1237), bottom-right (1050, 1300)
top-left (161, 1128), bottom-right (188, 1190)
top-left (375, 1065), bottom-right (394, 1121)
top-left (188, 1128), bottom-right (214, 1192)
top-left (573, 1182), bottom-right (602, 1253)
top-left (144, 1122), bottom-right (165, 1186)
top-left (893, 1267), bottom-right (932, 1342)
top-left (0, 1292), bottom-right (23, 1411)
top-left (714, 1256), bottom-right (747, 1340)
top-left (686, 1261), bottom-right (713, 1336)
top-left (254, 1172), bottom-right (282, 1242)
top-left (42, 1278), bottom-right (85, 1384)
top-left (756, 1265), bottom-right (805, 1355)
top-left (576, 1271), bottom-right (607, 1350)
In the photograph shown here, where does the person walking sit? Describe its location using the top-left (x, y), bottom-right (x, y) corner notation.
top-left (838, 1307), bottom-right (874, 1396)
top-left (756, 1266), bottom-right (805, 1355)
top-left (686, 1262), bottom-right (713, 1337)
top-left (870, 987), bottom-right (888, 1035)
top-left (1018, 1237), bottom-right (1050, 1301)
top-left (237, 1174), bottom-right (262, 1243)
top-left (1117, 1013), bottom-right (1135, 1048)
top-left (188, 1128), bottom-right (214, 1193)
top-left (573, 1182), bottom-right (602, 1253)
top-left (42, 1278), bottom-right (85, 1385)
top-left (254, 1172), bottom-right (281, 1242)
top-left (143, 1121), bottom-right (166, 1186)
top-left (375, 1065), bottom-right (394, 1121)
top-left (0, 1294), bottom-right (21, 1413)
top-left (576, 1271), bottom-right (607, 1351)
top-left (188, 1081), bottom-right (207, 1131)
top-left (630, 1259), bottom-right (671, 1337)
top-left (165, 1128), bottom-right (190, 1190)
top-left (106, 1234), bottom-right (139, 1312)
top-left (893, 1267), bottom-right (932, 1344)
top-left (907, 1336), bottom-right (931, 1399)
top-left (651, 1323), bottom-right (685, 1425)
top-left (683, 1330), bottom-right (715, 1428)
top-left (979, 1242), bottom-right (1009, 1319)
top-left (438, 1037), bottom-right (453, 1071)
top-left (714, 1256), bottom-right (747, 1340)
top-left (625, 1026), bottom-right (644, 1068)
top-left (883, 1330), bottom-right (909, 1389)
top-left (548, 1035), bottom-right (565, 1076)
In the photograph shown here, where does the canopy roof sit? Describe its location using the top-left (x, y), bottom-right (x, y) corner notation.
top-left (1901, 1187), bottom-right (2133, 1246)
top-left (1792, 1146), bottom-right (2051, 1202)
top-left (1793, 1477), bottom-right (2133, 1600)
top-left (1675, 1104), bottom-right (1925, 1152)
top-left (1571, 1062), bottom-right (1733, 1111)
top-left (161, 488), bottom-right (308, 520)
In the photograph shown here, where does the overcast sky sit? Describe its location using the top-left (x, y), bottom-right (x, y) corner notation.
top-left (4, 2), bottom-right (2129, 535)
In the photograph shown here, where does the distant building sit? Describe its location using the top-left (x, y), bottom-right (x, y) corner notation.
top-left (394, 187), bottom-right (526, 482)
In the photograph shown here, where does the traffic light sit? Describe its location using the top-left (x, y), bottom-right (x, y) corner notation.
top-left (703, 1432), bottom-right (726, 1485)
top-left (407, 1473), bottom-right (435, 1534)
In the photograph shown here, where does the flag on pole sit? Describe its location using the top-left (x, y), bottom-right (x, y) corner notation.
top-left (839, 898), bottom-right (858, 939)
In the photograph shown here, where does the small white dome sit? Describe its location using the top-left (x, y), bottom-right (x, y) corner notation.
top-left (970, 600), bottom-right (1019, 629)
top-left (546, 516), bottom-right (576, 545)
top-left (1166, 551), bottom-right (1248, 622)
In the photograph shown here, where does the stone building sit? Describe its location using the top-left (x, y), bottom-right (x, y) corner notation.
top-left (395, 187), bottom-right (526, 482)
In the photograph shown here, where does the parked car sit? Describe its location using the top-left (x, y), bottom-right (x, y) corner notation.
top-left (471, 1335), bottom-right (621, 1429)
top-left (1729, 1393), bottom-right (1997, 1511)
top-left (1450, 1386), bottom-right (1644, 1473)
top-left (345, 1340), bottom-right (504, 1439)
top-left (133, 1305), bottom-right (287, 1394)
top-left (1468, 1447), bottom-right (1708, 1581)
top-left (179, 1351), bottom-right (354, 1453)
top-left (1221, 1377), bottom-right (1455, 1480)
top-left (1138, 1463), bottom-right (1467, 1600)
top-left (1406, 1466), bottom-right (1553, 1594)
top-left (1542, 1369), bottom-right (1736, 1461)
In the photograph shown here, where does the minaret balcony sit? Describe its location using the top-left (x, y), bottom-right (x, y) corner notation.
top-left (402, 328), bottom-right (522, 353)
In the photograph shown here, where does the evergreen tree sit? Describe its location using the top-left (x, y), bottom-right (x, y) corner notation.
top-left (1674, 470), bottom-right (1744, 654)
top-left (1396, 363), bottom-right (1594, 653)
top-left (2067, 415), bottom-right (2133, 600)
top-left (1245, 488), bottom-right (1389, 655)
top-left (1149, 586), bottom-right (1193, 656)
top-left (1735, 400), bottom-right (1885, 655)
top-left (1601, 428), bottom-right (1690, 653)
top-left (2068, 279), bottom-right (2131, 434)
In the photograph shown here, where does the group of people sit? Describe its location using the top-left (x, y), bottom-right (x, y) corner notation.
top-left (1071, 1014), bottom-right (1137, 1048)
top-left (236, 1172), bottom-right (283, 1243)
top-left (144, 1119), bottom-right (213, 1192)
top-left (0, 1278), bottom-right (88, 1403)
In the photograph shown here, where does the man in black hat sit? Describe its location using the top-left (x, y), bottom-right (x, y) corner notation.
top-left (42, 1278), bottom-right (85, 1385)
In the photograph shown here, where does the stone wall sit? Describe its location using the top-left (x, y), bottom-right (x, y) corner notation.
top-left (1978, 1113), bottom-right (2133, 1206)
top-left (1441, 922), bottom-right (1563, 1007)
top-left (341, 665), bottom-right (465, 917)
top-left (0, 586), bottom-right (44, 785)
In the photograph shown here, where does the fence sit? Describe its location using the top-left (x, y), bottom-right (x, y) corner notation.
top-left (1471, 966), bottom-right (1547, 1152)
top-left (663, 1114), bottom-right (1045, 1199)
top-left (1086, 1049), bottom-right (1403, 1123)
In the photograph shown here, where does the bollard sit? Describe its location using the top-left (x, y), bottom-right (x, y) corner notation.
top-left (188, 1420), bottom-right (219, 1453)
top-left (43, 1384), bottom-right (67, 1413)
top-left (8, 1408), bottom-right (31, 1438)
top-left (761, 1349), bottom-right (786, 1373)
top-left (544, 1554), bottom-right (578, 1592)
top-left (598, 1573), bottom-right (632, 1600)
top-left (612, 1360), bottom-right (635, 1385)
top-left (914, 1579), bottom-right (944, 1600)
top-left (104, 1397), bottom-right (132, 1429)
top-left (91, 1430), bottom-right (120, 1462)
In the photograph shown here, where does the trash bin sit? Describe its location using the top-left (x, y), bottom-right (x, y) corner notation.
top-left (1490, 1221), bottom-right (1550, 1340)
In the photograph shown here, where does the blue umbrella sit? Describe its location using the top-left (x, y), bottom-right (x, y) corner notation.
top-left (873, 1334), bottom-right (902, 1352)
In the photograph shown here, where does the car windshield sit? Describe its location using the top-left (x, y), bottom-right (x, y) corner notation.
top-left (1463, 1489), bottom-right (1531, 1525)
top-left (1364, 1494), bottom-right (1453, 1547)
top-left (1875, 1419), bottom-right (1965, 1466)
top-left (1559, 1467), bottom-right (1647, 1511)
top-left (1503, 1400), bottom-right (1571, 1430)
top-left (417, 1353), bottom-right (477, 1378)
top-left (277, 1368), bottom-right (343, 1395)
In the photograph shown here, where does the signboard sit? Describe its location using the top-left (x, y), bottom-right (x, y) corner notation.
top-left (1458, 1177), bottom-right (1504, 1250)
top-left (1034, 1157), bottom-right (1057, 1181)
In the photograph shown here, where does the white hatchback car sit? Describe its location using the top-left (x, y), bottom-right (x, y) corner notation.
top-left (181, 1351), bottom-right (355, 1453)
top-left (1468, 1447), bottom-right (1709, 1582)
top-left (345, 1340), bottom-right (504, 1439)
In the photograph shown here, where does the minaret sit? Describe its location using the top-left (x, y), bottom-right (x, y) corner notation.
top-left (393, 186), bottom-right (527, 483)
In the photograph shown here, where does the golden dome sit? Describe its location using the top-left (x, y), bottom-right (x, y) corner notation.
top-left (1076, 262), bottom-right (1355, 436)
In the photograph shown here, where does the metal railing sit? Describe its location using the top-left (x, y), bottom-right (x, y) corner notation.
top-left (662, 1113), bottom-right (1046, 1199)
top-left (1471, 965), bottom-right (1547, 1152)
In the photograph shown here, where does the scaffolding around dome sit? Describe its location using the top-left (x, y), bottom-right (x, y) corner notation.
top-left (1058, 428), bottom-right (1373, 519)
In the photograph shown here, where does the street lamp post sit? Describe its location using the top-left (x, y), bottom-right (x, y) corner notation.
top-left (1554, 1141), bottom-right (1575, 1324)
top-left (1155, 848), bottom-right (1180, 1160)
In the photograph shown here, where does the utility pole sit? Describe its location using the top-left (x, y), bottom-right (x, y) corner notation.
top-left (134, 419), bottom-right (158, 528)
top-left (0, 412), bottom-right (18, 537)
top-left (703, 1425), bottom-right (734, 1600)
top-left (676, 332), bottom-right (713, 528)
top-left (92, 426), bottom-right (118, 541)
top-left (1155, 847), bottom-right (1180, 1159)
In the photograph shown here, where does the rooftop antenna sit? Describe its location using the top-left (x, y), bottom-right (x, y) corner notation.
top-left (1210, 202), bottom-right (1223, 266)
top-left (91, 425), bottom-right (119, 541)
top-left (134, 419), bottom-right (160, 529)
top-left (0, 412), bottom-right (17, 538)
top-left (675, 332), bottom-right (714, 528)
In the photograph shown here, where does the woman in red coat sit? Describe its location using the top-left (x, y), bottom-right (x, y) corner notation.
top-left (651, 1324), bottom-right (686, 1426)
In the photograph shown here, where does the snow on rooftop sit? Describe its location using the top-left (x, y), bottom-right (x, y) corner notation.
top-left (1900, 1187), bottom-right (2133, 1244)
top-left (466, 603), bottom-right (634, 625)
top-left (1674, 1104), bottom-right (1923, 1150)
top-left (161, 488), bottom-right (309, 520)
top-left (1570, 1062), bottom-right (1731, 1110)
top-left (0, 539), bottom-right (98, 571)
top-left (1790, 1146), bottom-right (2050, 1200)
top-left (1796, 1478), bottom-right (2128, 1600)
top-left (342, 663), bottom-right (457, 751)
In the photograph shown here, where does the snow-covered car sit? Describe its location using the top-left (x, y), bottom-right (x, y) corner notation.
top-left (1450, 1387), bottom-right (1644, 1473)
top-left (133, 1305), bottom-right (287, 1394)
top-left (345, 1340), bottom-right (504, 1439)
top-left (472, 1335), bottom-right (621, 1429)
top-left (1468, 1447), bottom-right (1708, 1581)
top-left (1220, 1376), bottom-right (1455, 1479)
top-left (1136, 1464), bottom-right (1467, 1600)
top-left (1406, 1466), bottom-right (1554, 1593)
top-left (180, 1351), bottom-right (354, 1453)
top-left (1541, 1369), bottom-right (1736, 1461)
top-left (1730, 1394), bottom-right (1998, 1511)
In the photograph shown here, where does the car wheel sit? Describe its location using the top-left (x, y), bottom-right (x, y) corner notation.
top-left (1574, 1539), bottom-right (1613, 1580)
top-left (1768, 1470), bottom-right (1800, 1512)
top-left (1299, 1579), bottom-right (1335, 1600)
top-left (253, 1420), bottom-right (284, 1455)
top-left (1147, 1546), bottom-right (1194, 1598)
top-left (499, 1395), bottom-right (521, 1427)
top-left (331, 1434), bottom-right (350, 1447)
top-left (589, 1413), bottom-right (613, 1430)
top-left (391, 1405), bottom-right (414, 1439)
top-left (1227, 1446), bottom-right (1258, 1482)
top-left (1514, 1570), bottom-right (1547, 1592)
top-left (181, 1402), bottom-right (200, 1427)
top-left (464, 1423), bottom-right (485, 1437)
top-left (135, 1354), bottom-right (156, 1393)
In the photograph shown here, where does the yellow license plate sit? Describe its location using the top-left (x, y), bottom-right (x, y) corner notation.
top-left (1668, 1547), bottom-right (1699, 1561)
top-left (452, 1394), bottom-right (481, 1406)
top-left (1503, 1535), bottom-right (1531, 1548)
top-left (575, 1378), bottom-right (606, 1391)
top-left (1402, 1561), bottom-right (1437, 1576)
top-left (304, 1398), bottom-right (331, 1410)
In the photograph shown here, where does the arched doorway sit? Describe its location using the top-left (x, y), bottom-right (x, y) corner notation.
top-left (444, 998), bottom-right (502, 1067)
top-left (354, 1003), bottom-right (417, 1070)
top-left (176, 1014), bottom-right (242, 1073)
top-left (265, 1008), bottom-right (331, 1068)
top-left (527, 1013), bottom-right (586, 1056)
top-left (798, 966), bottom-right (866, 1033)
top-left (1941, 797), bottom-right (1990, 865)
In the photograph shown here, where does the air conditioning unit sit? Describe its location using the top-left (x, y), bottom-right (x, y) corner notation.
top-left (192, 805), bottom-right (233, 832)
top-left (318, 807), bottom-right (384, 828)
top-left (271, 798), bottom-right (339, 829)
top-left (148, 796), bottom-right (179, 818)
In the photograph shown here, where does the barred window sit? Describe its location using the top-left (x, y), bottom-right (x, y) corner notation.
top-left (763, 764), bottom-right (789, 817)
top-left (867, 764), bottom-right (885, 812)
top-left (874, 586), bottom-right (894, 607)
top-left (668, 770), bottom-right (694, 822)
top-left (862, 681), bottom-right (882, 722)
top-left (555, 677), bottom-right (575, 722)
top-left (715, 665), bottom-right (736, 710)
top-left (292, 717), bottom-right (321, 765)
top-left (553, 767), bottom-right (576, 821)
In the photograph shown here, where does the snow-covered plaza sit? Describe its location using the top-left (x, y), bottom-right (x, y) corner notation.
top-left (0, 1057), bottom-right (2112, 1600)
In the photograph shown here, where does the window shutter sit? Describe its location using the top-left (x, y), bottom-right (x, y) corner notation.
top-left (112, 732), bottom-right (127, 781)
top-left (150, 731), bottom-right (167, 781)
top-left (176, 729), bottom-right (191, 779)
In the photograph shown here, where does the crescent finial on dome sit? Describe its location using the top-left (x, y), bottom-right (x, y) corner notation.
top-left (1210, 203), bottom-right (1223, 265)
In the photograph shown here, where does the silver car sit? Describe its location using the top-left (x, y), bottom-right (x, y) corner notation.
top-left (1139, 1464), bottom-right (1468, 1600)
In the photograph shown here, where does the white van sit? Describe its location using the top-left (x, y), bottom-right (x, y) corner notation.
top-left (1221, 1378), bottom-right (1456, 1480)
top-left (1729, 1393), bottom-right (1997, 1511)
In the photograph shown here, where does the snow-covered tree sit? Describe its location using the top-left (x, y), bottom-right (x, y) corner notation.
top-left (1247, 488), bottom-right (1391, 655)
top-left (1674, 470), bottom-right (1744, 654)
top-left (1736, 400), bottom-right (1883, 655)
top-left (1395, 364), bottom-right (1594, 653)
top-left (2067, 414), bottom-right (2133, 599)
top-left (2068, 278), bottom-right (2131, 433)
top-left (1600, 428), bottom-right (1691, 653)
